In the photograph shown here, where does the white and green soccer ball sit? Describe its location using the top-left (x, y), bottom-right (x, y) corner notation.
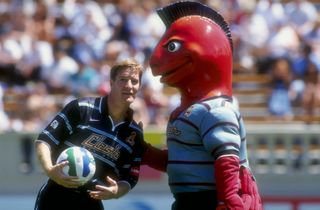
top-left (56, 146), bottom-right (96, 185)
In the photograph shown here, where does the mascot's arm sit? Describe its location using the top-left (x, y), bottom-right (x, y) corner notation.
top-left (215, 155), bottom-right (247, 210)
top-left (141, 143), bottom-right (168, 172)
top-left (215, 155), bottom-right (263, 210)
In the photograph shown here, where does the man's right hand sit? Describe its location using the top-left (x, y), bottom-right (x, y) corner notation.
top-left (47, 161), bottom-right (82, 188)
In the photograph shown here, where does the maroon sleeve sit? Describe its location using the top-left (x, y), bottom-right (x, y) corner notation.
top-left (141, 143), bottom-right (168, 172)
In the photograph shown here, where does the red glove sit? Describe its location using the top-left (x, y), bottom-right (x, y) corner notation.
top-left (214, 156), bottom-right (263, 210)
top-left (141, 143), bottom-right (168, 172)
top-left (215, 155), bottom-right (245, 210)
top-left (239, 165), bottom-right (263, 210)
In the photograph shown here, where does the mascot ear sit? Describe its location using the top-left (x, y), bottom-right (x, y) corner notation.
top-left (156, 1), bottom-right (233, 51)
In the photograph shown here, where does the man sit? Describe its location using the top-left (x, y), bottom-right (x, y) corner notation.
top-left (142, 1), bottom-right (263, 210)
top-left (34, 58), bottom-right (145, 210)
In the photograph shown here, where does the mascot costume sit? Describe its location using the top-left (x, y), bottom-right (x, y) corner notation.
top-left (142, 1), bottom-right (263, 210)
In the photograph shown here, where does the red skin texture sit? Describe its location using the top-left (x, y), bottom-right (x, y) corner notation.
top-left (145, 12), bottom-right (262, 210)
top-left (150, 15), bottom-right (233, 112)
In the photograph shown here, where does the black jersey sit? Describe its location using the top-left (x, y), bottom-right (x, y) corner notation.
top-left (35, 96), bottom-right (145, 210)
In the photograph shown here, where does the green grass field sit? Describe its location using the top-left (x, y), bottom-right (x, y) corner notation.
top-left (144, 131), bottom-right (166, 146)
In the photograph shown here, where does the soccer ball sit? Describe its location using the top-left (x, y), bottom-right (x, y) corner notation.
top-left (56, 146), bottom-right (96, 185)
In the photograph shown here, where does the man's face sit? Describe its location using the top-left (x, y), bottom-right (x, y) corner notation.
top-left (110, 67), bottom-right (140, 105)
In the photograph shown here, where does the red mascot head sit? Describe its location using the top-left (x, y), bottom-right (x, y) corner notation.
top-left (149, 1), bottom-right (233, 109)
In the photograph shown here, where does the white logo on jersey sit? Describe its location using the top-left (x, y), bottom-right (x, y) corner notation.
top-left (184, 105), bottom-right (194, 117)
top-left (167, 126), bottom-right (181, 136)
top-left (50, 120), bottom-right (59, 129)
top-left (83, 134), bottom-right (121, 160)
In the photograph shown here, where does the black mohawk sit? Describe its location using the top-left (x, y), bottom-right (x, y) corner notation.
top-left (157, 1), bottom-right (233, 50)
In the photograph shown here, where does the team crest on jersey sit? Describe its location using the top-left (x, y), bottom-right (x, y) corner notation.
top-left (184, 105), bottom-right (194, 117)
top-left (126, 132), bottom-right (136, 146)
top-left (50, 120), bottom-right (59, 129)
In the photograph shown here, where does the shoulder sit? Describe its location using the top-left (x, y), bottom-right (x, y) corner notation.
top-left (77, 97), bottom-right (99, 108)
top-left (129, 121), bottom-right (143, 134)
top-left (76, 97), bottom-right (104, 112)
top-left (185, 96), bottom-right (235, 116)
top-left (200, 96), bottom-right (240, 122)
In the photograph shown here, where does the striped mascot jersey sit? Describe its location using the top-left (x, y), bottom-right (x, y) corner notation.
top-left (167, 96), bottom-right (249, 193)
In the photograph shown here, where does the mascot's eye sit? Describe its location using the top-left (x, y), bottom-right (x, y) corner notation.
top-left (167, 41), bottom-right (181, 52)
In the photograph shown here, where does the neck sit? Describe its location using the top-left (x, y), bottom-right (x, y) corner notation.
top-left (107, 96), bottom-right (128, 123)
top-left (177, 84), bottom-right (231, 109)
top-left (170, 88), bottom-right (230, 120)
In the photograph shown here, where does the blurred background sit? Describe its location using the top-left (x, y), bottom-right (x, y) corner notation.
top-left (0, 0), bottom-right (320, 209)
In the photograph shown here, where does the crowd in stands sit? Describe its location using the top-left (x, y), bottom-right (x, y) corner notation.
top-left (0, 0), bottom-right (320, 135)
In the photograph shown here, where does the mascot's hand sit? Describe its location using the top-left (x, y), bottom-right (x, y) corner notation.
top-left (238, 166), bottom-right (263, 210)
top-left (141, 143), bottom-right (168, 172)
top-left (140, 121), bottom-right (168, 171)
top-left (214, 156), bottom-right (262, 210)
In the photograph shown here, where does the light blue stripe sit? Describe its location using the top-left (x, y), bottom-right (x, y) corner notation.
top-left (78, 101), bottom-right (100, 111)
top-left (58, 113), bottom-right (73, 134)
top-left (64, 141), bottom-right (75, 147)
top-left (98, 98), bottom-right (103, 113)
top-left (43, 130), bottom-right (59, 145)
top-left (129, 122), bottom-right (143, 133)
top-left (93, 153), bottom-right (118, 172)
top-left (168, 164), bottom-right (214, 184)
top-left (78, 101), bottom-right (95, 108)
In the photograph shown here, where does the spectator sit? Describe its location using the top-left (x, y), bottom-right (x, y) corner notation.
top-left (68, 60), bottom-right (101, 96)
top-left (68, 0), bottom-right (112, 62)
top-left (290, 43), bottom-right (313, 104)
top-left (140, 66), bottom-right (168, 126)
top-left (0, 83), bottom-right (9, 132)
top-left (0, 0), bottom-right (319, 128)
top-left (42, 43), bottom-right (79, 93)
top-left (284, 0), bottom-right (318, 37)
top-left (0, 20), bottom-right (24, 85)
top-left (268, 57), bottom-right (294, 119)
top-left (301, 56), bottom-right (320, 123)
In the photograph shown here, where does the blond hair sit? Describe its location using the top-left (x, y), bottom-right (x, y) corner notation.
top-left (110, 58), bottom-right (144, 82)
